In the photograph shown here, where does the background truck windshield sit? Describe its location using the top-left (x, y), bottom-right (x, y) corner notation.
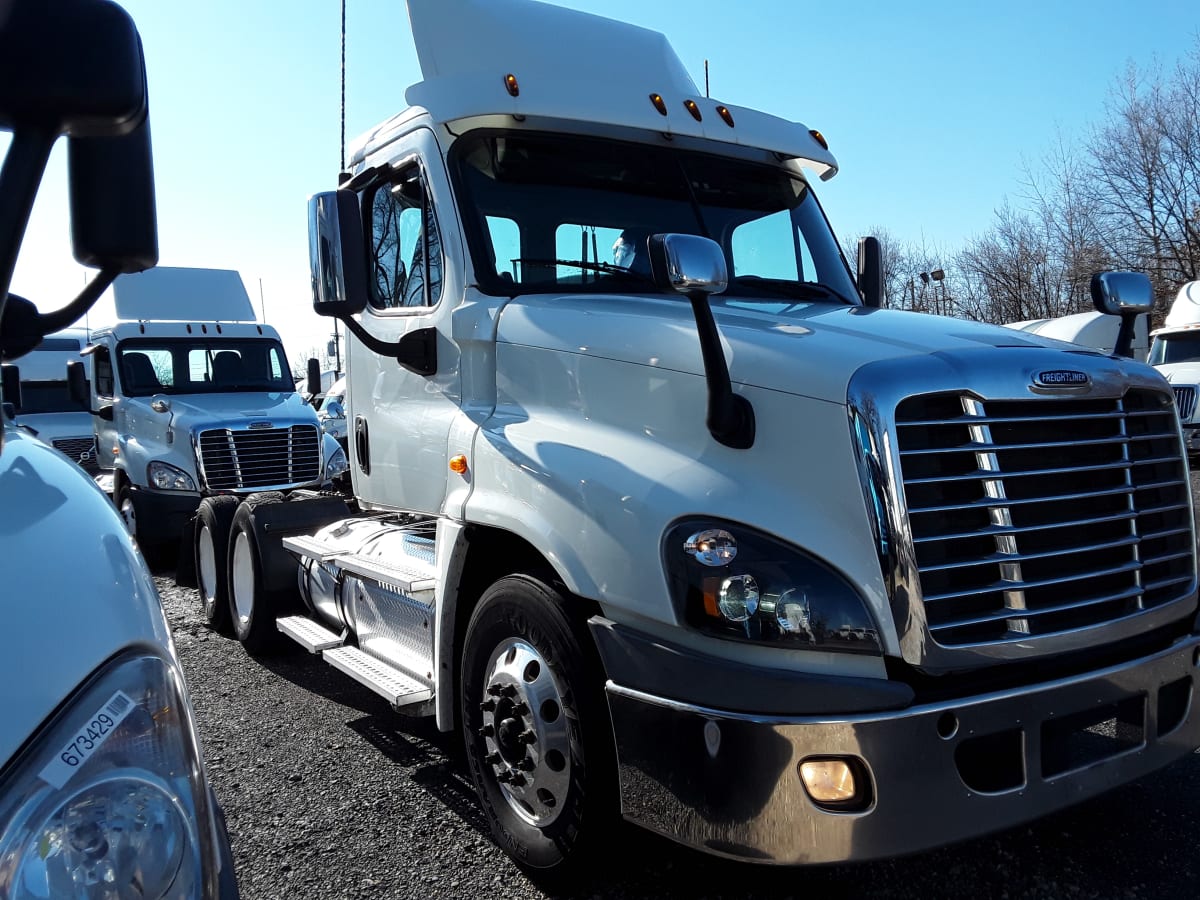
top-left (451, 131), bottom-right (858, 303)
top-left (117, 339), bottom-right (293, 397)
top-left (1149, 332), bottom-right (1200, 365)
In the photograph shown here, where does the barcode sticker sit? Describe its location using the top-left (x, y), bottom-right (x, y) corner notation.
top-left (39, 690), bottom-right (137, 789)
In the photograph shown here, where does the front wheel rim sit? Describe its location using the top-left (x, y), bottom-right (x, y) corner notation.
top-left (119, 494), bottom-right (137, 537)
top-left (197, 524), bottom-right (218, 605)
top-left (231, 531), bottom-right (255, 625)
top-left (478, 638), bottom-right (572, 828)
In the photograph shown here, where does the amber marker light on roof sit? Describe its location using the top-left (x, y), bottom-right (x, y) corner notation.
top-left (716, 105), bottom-right (735, 127)
top-left (649, 93), bottom-right (668, 116)
top-left (450, 455), bottom-right (469, 475)
top-left (809, 128), bottom-right (829, 150)
top-left (683, 99), bottom-right (703, 121)
top-left (504, 73), bottom-right (520, 97)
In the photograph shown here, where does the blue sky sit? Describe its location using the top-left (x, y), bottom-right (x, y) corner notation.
top-left (8, 0), bottom-right (1199, 358)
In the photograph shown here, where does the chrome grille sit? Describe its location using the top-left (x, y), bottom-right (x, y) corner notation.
top-left (198, 424), bottom-right (321, 490)
top-left (52, 436), bottom-right (99, 473)
top-left (896, 389), bottom-right (1194, 648)
top-left (1173, 385), bottom-right (1197, 421)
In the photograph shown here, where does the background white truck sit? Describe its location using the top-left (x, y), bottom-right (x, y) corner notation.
top-left (70, 266), bottom-right (348, 560)
top-left (0, 1), bottom-right (237, 896)
top-left (1147, 280), bottom-right (1200, 457)
top-left (197, 0), bottom-right (1198, 878)
top-left (0, 326), bottom-right (98, 470)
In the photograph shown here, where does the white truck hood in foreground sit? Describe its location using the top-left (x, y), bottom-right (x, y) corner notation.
top-left (0, 425), bottom-right (169, 767)
top-left (495, 294), bottom-right (1095, 404)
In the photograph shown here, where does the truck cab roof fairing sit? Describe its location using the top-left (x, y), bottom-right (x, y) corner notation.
top-left (351, 0), bottom-right (837, 178)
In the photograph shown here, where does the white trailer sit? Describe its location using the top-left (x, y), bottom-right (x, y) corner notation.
top-left (201, 0), bottom-right (1198, 878)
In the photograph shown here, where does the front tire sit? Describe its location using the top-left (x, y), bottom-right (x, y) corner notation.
top-left (461, 575), bottom-right (614, 879)
top-left (195, 495), bottom-right (239, 632)
top-left (227, 494), bottom-right (286, 655)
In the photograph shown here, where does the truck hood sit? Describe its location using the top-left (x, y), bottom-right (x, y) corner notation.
top-left (0, 425), bottom-right (170, 767)
top-left (132, 390), bottom-right (317, 433)
top-left (495, 293), bottom-right (1085, 403)
top-left (1152, 362), bottom-right (1200, 385)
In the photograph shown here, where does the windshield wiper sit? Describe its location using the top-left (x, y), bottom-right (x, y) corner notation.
top-left (728, 275), bottom-right (852, 304)
top-left (510, 258), bottom-right (658, 287)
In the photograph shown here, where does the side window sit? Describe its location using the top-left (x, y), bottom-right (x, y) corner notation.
top-left (367, 164), bottom-right (443, 310)
top-left (94, 347), bottom-right (114, 398)
top-left (732, 210), bottom-right (801, 281)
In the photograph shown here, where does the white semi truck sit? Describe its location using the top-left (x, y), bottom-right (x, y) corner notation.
top-left (200, 0), bottom-right (1198, 876)
top-left (68, 266), bottom-right (349, 561)
top-left (0, 1), bottom-right (237, 896)
top-left (1147, 281), bottom-right (1200, 458)
top-left (0, 326), bottom-right (98, 470)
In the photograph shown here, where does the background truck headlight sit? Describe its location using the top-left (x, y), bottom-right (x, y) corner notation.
top-left (0, 653), bottom-right (224, 899)
top-left (664, 519), bottom-right (882, 654)
top-left (147, 460), bottom-right (196, 491)
top-left (325, 446), bottom-right (348, 480)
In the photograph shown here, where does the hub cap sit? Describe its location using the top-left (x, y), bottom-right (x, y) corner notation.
top-left (479, 638), bottom-right (571, 827)
top-left (231, 531), bottom-right (255, 625)
top-left (197, 523), bottom-right (218, 604)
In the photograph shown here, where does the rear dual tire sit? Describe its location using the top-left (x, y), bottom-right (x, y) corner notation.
top-left (227, 492), bottom-right (287, 655)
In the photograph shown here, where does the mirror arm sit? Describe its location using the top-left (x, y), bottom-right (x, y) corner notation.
top-left (687, 291), bottom-right (755, 450)
top-left (36, 266), bottom-right (118, 335)
top-left (337, 316), bottom-right (437, 377)
top-left (1114, 312), bottom-right (1140, 359)
top-left (0, 129), bottom-right (57, 316)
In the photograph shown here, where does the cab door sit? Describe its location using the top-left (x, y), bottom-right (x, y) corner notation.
top-left (348, 128), bottom-right (463, 516)
top-left (90, 342), bottom-right (120, 471)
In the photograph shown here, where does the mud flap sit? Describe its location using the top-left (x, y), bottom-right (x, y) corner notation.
top-left (174, 514), bottom-right (198, 588)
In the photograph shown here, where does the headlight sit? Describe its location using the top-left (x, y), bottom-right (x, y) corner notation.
top-left (147, 461), bottom-right (196, 492)
top-left (325, 446), bottom-right (348, 480)
top-left (664, 519), bottom-right (881, 654)
top-left (0, 653), bottom-right (222, 899)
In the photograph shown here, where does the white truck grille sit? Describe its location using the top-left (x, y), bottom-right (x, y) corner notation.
top-left (895, 389), bottom-right (1194, 648)
top-left (198, 424), bottom-right (321, 490)
top-left (1172, 385), bottom-right (1196, 421)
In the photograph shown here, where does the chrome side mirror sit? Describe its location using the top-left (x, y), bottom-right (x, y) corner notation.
top-left (308, 190), bottom-right (367, 317)
top-left (1091, 271), bottom-right (1153, 315)
top-left (648, 234), bottom-right (728, 296)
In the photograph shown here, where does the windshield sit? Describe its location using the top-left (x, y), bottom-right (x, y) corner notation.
top-left (116, 338), bottom-right (293, 397)
top-left (1149, 332), bottom-right (1200, 366)
top-left (451, 131), bottom-right (859, 303)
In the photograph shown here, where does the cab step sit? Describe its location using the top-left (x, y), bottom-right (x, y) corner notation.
top-left (277, 615), bottom-right (343, 654)
top-left (322, 646), bottom-right (433, 709)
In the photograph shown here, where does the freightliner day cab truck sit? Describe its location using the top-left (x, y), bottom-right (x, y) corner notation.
top-left (200, 0), bottom-right (1200, 876)
top-left (67, 265), bottom-right (349, 564)
top-left (1147, 281), bottom-right (1200, 459)
top-left (0, 1), bottom-right (237, 896)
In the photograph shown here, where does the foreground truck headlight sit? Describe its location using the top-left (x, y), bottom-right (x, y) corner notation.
top-left (148, 460), bottom-right (196, 492)
top-left (664, 519), bottom-right (881, 654)
top-left (0, 653), bottom-right (221, 899)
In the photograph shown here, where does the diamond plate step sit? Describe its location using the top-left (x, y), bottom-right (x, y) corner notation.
top-left (277, 615), bottom-right (343, 653)
top-left (281, 534), bottom-right (343, 562)
top-left (322, 646), bottom-right (433, 709)
top-left (282, 534), bottom-right (437, 594)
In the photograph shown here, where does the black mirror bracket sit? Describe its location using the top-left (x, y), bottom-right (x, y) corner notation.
top-left (688, 292), bottom-right (755, 450)
top-left (338, 316), bottom-right (437, 377)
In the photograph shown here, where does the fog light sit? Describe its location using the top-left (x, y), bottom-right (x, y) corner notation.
top-left (799, 758), bottom-right (857, 804)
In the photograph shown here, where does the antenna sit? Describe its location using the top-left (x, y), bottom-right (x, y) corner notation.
top-left (258, 277), bottom-right (266, 321)
top-left (704, 59), bottom-right (709, 98)
top-left (340, 0), bottom-right (347, 170)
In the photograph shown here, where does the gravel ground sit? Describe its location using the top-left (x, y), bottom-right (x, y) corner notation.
top-left (154, 472), bottom-right (1200, 899)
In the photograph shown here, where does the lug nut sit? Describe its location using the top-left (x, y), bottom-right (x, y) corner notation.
top-left (485, 752), bottom-right (501, 765)
top-left (518, 758), bottom-right (535, 771)
top-left (519, 730), bottom-right (536, 745)
top-left (509, 771), bottom-right (527, 787)
top-left (480, 699), bottom-right (496, 712)
top-left (496, 770), bottom-right (512, 783)
top-left (501, 684), bottom-right (518, 698)
top-left (512, 702), bottom-right (529, 717)
top-left (487, 684), bottom-right (504, 697)
top-left (478, 724), bottom-right (494, 738)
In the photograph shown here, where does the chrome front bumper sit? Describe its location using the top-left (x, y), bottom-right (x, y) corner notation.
top-left (606, 634), bottom-right (1200, 864)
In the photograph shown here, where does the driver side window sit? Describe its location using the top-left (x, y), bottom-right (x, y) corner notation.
top-left (367, 163), bottom-right (443, 310)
